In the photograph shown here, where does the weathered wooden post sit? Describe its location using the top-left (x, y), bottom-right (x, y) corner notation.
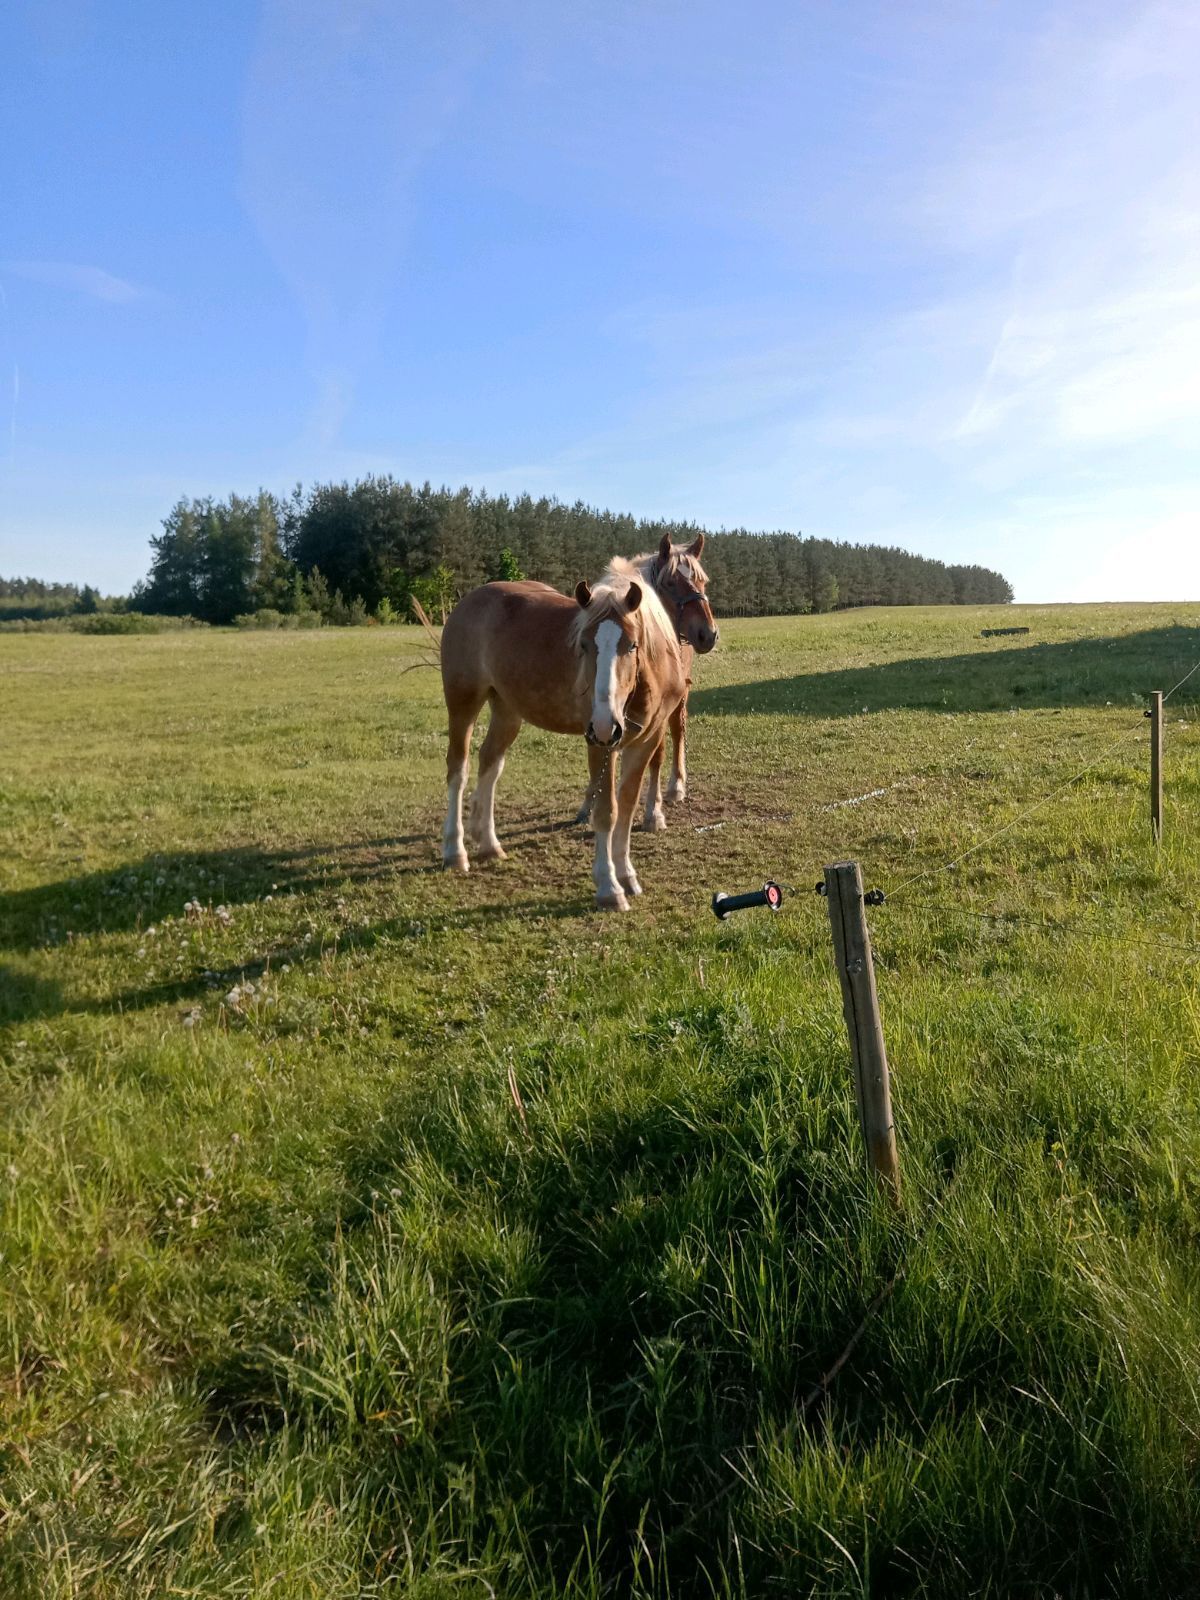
top-left (1148, 690), bottom-right (1163, 844)
top-left (823, 861), bottom-right (901, 1203)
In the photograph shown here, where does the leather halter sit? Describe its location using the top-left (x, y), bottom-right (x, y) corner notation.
top-left (651, 558), bottom-right (711, 643)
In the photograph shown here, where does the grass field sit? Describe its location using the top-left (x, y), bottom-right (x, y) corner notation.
top-left (3, 602), bottom-right (1200, 1598)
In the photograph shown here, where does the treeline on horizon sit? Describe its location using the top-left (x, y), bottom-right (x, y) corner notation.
top-left (0, 575), bottom-right (111, 621)
top-left (3, 478), bottom-right (1013, 628)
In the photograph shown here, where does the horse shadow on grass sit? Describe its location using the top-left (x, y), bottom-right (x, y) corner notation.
top-left (0, 963), bottom-right (69, 1026)
top-left (0, 833), bottom-right (451, 957)
top-left (0, 805), bottom-right (597, 963)
top-left (690, 624), bottom-right (1200, 719)
top-left (0, 826), bottom-right (596, 1022)
top-left (99, 892), bottom-right (594, 1018)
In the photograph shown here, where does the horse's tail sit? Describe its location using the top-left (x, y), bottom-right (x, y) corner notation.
top-left (396, 593), bottom-right (443, 675)
top-left (410, 595), bottom-right (443, 657)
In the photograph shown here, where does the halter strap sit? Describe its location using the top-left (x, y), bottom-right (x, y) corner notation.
top-left (649, 554), bottom-right (711, 641)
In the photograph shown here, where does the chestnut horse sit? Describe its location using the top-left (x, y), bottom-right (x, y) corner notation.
top-left (440, 572), bottom-right (687, 910)
top-left (575, 533), bottom-right (717, 832)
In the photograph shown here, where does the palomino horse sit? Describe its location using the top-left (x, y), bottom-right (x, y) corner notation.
top-left (575, 533), bottom-right (717, 833)
top-left (440, 573), bottom-right (687, 910)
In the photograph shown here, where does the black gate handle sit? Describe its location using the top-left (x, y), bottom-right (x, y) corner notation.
top-left (711, 881), bottom-right (784, 920)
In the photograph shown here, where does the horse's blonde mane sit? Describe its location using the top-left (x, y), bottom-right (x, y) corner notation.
top-left (605, 543), bottom-right (710, 598)
top-left (567, 563), bottom-right (678, 668)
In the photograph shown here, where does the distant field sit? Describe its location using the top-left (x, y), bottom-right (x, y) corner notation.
top-left (3, 602), bottom-right (1200, 1597)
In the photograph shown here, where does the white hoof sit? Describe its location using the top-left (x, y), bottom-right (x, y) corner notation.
top-left (473, 842), bottom-right (507, 862)
top-left (596, 889), bottom-right (630, 913)
top-left (619, 874), bottom-right (643, 897)
top-left (665, 781), bottom-right (686, 805)
top-left (443, 852), bottom-right (469, 873)
top-left (641, 808), bottom-right (667, 833)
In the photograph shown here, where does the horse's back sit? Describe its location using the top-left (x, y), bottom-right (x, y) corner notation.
top-left (441, 582), bottom-right (583, 733)
top-left (442, 582), bottom-right (574, 660)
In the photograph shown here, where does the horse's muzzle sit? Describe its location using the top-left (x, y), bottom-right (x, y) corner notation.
top-left (586, 720), bottom-right (623, 748)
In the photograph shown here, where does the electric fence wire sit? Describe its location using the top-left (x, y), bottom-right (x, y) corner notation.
top-left (883, 710), bottom-right (1152, 905)
top-left (1163, 653), bottom-right (1200, 705)
top-left (883, 644), bottom-right (1200, 908)
top-left (890, 899), bottom-right (1200, 963)
top-left (866, 647), bottom-right (1200, 956)
top-left (681, 638), bottom-right (1200, 928)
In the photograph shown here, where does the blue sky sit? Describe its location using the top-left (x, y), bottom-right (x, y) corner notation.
top-left (2, 0), bottom-right (1197, 602)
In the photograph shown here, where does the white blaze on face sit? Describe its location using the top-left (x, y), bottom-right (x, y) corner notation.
top-left (590, 619), bottom-right (624, 744)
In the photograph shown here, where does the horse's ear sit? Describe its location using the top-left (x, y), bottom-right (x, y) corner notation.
top-left (575, 580), bottom-right (592, 609)
top-left (687, 532), bottom-right (705, 558)
top-left (658, 532), bottom-right (673, 562)
top-left (625, 581), bottom-right (642, 614)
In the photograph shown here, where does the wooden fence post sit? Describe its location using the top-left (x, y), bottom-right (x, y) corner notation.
top-left (1149, 690), bottom-right (1163, 844)
top-left (823, 861), bottom-right (901, 1203)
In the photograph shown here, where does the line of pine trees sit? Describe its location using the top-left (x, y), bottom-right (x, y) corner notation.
top-left (126, 478), bottom-right (1012, 626)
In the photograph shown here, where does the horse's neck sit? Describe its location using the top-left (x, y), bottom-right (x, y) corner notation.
top-left (628, 639), bottom-right (687, 728)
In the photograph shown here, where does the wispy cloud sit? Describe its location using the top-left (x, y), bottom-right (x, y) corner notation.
top-left (238, 0), bottom-right (478, 447)
top-left (924, 2), bottom-right (1200, 459)
top-left (2, 260), bottom-right (154, 304)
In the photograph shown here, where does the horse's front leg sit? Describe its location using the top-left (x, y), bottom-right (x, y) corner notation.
top-left (614, 743), bottom-right (654, 897)
top-left (664, 695), bottom-right (688, 805)
top-left (589, 743), bottom-right (626, 912)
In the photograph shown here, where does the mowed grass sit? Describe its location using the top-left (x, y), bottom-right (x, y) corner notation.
top-left (3, 602), bottom-right (1200, 1598)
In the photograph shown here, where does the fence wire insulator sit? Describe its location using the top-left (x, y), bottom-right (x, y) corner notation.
top-left (815, 881), bottom-right (885, 905)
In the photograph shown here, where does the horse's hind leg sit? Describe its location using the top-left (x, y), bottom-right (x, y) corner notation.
top-left (443, 688), bottom-right (484, 872)
top-left (443, 699), bottom-right (480, 872)
top-left (468, 697), bottom-right (522, 861)
top-left (665, 696), bottom-right (688, 804)
top-left (640, 738), bottom-right (667, 832)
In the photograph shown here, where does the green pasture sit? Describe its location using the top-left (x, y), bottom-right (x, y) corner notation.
top-left (3, 602), bottom-right (1200, 1597)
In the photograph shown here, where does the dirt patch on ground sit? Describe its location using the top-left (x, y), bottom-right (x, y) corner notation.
top-left (338, 780), bottom-right (797, 918)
